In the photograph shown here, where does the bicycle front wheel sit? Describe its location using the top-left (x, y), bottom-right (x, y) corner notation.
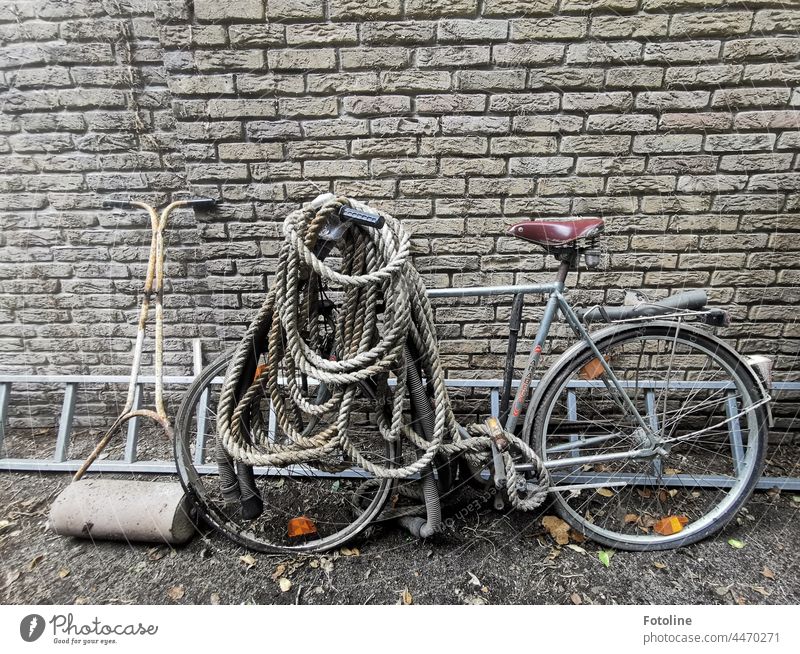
top-left (528, 322), bottom-right (768, 551)
top-left (174, 353), bottom-right (393, 554)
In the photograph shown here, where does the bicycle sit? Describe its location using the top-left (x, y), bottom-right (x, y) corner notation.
top-left (174, 194), bottom-right (771, 554)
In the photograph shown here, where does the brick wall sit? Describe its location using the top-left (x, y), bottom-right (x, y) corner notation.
top-left (1, 1), bottom-right (799, 430)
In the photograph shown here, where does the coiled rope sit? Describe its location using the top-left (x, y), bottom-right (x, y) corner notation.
top-left (215, 195), bottom-right (549, 518)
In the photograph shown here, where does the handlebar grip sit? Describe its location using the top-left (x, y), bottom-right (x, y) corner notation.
top-left (186, 198), bottom-right (217, 210)
top-left (338, 206), bottom-right (385, 230)
top-left (102, 199), bottom-right (133, 209)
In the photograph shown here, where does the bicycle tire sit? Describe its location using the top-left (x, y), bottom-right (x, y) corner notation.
top-left (174, 353), bottom-right (394, 554)
top-left (526, 321), bottom-right (768, 551)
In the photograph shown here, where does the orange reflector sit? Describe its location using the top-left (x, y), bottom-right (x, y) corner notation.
top-left (253, 363), bottom-right (267, 382)
top-left (653, 515), bottom-right (689, 536)
top-left (288, 516), bottom-right (318, 538)
top-left (580, 355), bottom-right (609, 380)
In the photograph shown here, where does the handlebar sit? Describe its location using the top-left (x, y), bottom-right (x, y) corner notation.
top-left (338, 206), bottom-right (385, 230)
top-left (102, 198), bottom-right (217, 210)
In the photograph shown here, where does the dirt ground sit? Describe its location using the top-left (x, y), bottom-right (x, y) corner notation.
top-left (1, 472), bottom-right (798, 606)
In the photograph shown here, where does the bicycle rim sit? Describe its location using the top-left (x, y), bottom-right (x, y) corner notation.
top-left (174, 354), bottom-right (393, 554)
top-left (532, 323), bottom-right (767, 550)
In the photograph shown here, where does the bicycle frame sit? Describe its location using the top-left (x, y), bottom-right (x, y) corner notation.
top-left (428, 270), bottom-right (661, 474)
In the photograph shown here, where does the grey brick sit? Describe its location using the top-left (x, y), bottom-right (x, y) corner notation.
top-left (268, 49), bottom-right (336, 71)
top-left (493, 43), bottom-right (564, 66)
top-left (734, 110), bottom-right (800, 130)
top-left (455, 69), bottom-right (525, 91)
top-left (207, 99), bottom-right (276, 119)
top-left (187, 164), bottom-right (248, 182)
top-left (514, 115), bottom-right (584, 134)
top-left (488, 93), bottom-right (558, 113)
top-left (400, 178), bottom-right (466, 196)
top-left (659, 112), bottom-right (733, 131)
top-left (246, 120), bottom-right (302, 141)
top-left (288, 140), bottom-right (349, 159)
top-left (344, 95), bottom-right (411, 116)
top-left (286, 23), bottom-right (358, 46)
top-left (372, 158), bottom-right (436, 177)
top-left (647, 155), bottom-right (717, 175)
top-left (406, 0), bottom-right (479, 17)
top-left (196, 50), bottom-right (264, 72)
top-left (752, 9), bottom-right (800, 34)
top-left (371, 117), bottom-right (438, 135)
top-left (705, 134), bottom-right (776, 152)
top-left (605, 66), bottom-right (664, 89)
top-left (591, 14), bottom-right (669, 38)
top-left (528, 67), bottom-right (605, 90)
top-left (510, 157), bottom-right (573, 175)
top-left (352, 138), bottom-right (418, 156)
top-left (636, 91), bottom-right (710, 110)
top-left (644, 41), bottom-right (720, 63)
top-left (743, 62), bottom-right (800, 84)
top-left (418, 46), bottom-right (491, 68)
top-left (724, 38), bottom-right (800, 61)
top-left (330, 0), bottom-right (402, 20)
top-left (748, 173), bottom-right (800, 191)
top-left (671, 12), bottom-right (753, 37)
top-left (566, 42), bottom-right (641, 64)
top-left (719, 153), bottom-right (794, 173)
top-left (417, 94), bottom-right (486, 114)
top-left (633, 134), bottom-right (703, 154)
top-left (307, 73), bottom-right (378, 94)
top-left (677, 175), bottom-right (748, 193)
top-left (439, 19), bottom-right (508, 42)
top-left (575, 157), bottom-right (645, 175)
top-left (419, 136), bottom-right (487, 155)
top-left (278, 97), bottom-right (338, 118)
top-left (341, 46), bottom-right (410, 69)
top-left (562, 135), bottom-right (631, 155)
top-left (511, 17), bottom-right (587, 40)
top-left (442, 115), bottom-right (509, 135)
top-left (303, 159), bottom-right (368, 178)
top-left (361, 21), bottom-right (436, 45)
top-left (587, 114), bottom-right (657, 133)
top-left (563, 92), bottom-right (633, 112)
top-left (666, 65), bottom-right (743, 88)
top-left (170, 75), bottom-right (235, 96)
top-left (538, 177), bottom-right (605, 196)
top-left (381, 70), bottom-right (451, 92)
top-left (228, 24), bottom-right (285, 47)
top-left (250, 162), bottom-right (301, 180)
top-left (484, 0), bottom-right (556, 15)
top-left (440, 158), bottom-right (505, 176)
top-left (196, 0), bottom-right (262, 19)
top-left (711, 87), bottom-right (790, 109)
top-left (562, 0), bottom-right (637, 9)
top-left (266, 0), bottom-right (324, 20)
top-left (304, 119), bottom-right (368, 138)
top-left (218, 143), bottom-right (284, 161)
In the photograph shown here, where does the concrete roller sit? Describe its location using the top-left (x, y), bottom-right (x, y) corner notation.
top-left (49, 479), bottom-right (195, 545)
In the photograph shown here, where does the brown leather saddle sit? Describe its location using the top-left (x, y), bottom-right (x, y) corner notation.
top-left (507, 218), bottom-right (604, 252)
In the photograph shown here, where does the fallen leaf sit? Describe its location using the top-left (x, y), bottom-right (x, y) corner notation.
top-left (623, 513), bottom-right (639, 524)
top-left (28, 554), bottom-right (45, 571)
top-left (567, 544), bottom-right (586, 555)
top-left (210, 592), bottom-right (221, 605)
top-left (481, 586), bottom-right (489, 594)
top-left (340, 547), bottom-right (360, 557)
top-left (278, 578), bottom-right (292, 593)
top-left (751, 586), bottom-right (770, 597)
top-left (58, 568), bottom-right (70, 579)
top-left (637, 488), bottom-right (652, 499)
top-left (166, 585), bottom-right (185, 601)
top-left (547, 547), bottom-right (561, 560)
top-left (596, 487), bottom-right (614, 498)
top-left (147, 548), bottom-right (165, 562)
top-left (271, 564), bottom-right (287, 581)
top-left (728, 539), bottom-right (745, 549)
top-left (240, 554), bottom-right (257, 569)
top-left (691, 491), bottom-right (701, 498)
top-left (542, 515), bottom-right (570, 545)
top-left (714, 586), bottom-right (730, 597)
top-left (467, 571), bottom-right (481, 586)
top-left (309, 559), bottom-right (320, 568)
top-left (664, 467), bottom-right (681, 475)
top-left (598, 550), bottom-right (614, 568)
top-left (5, 570), bottom-right (21, 585)
top-left (568, 528), bottom-right (586, 543)
top-left (74, 596), bottom-right (88, 605)
top-left (400, 588), bottom-right (413, 605)
top-left (0, 519), bottom-right (15, 534)
top-left (570, 592), bottom-right (582, 605)
top-left (761, 567), bottom-right (775, 580)
top-left (464, 595), bottom-right (487, 605)
top-left (653, 562), bottom-right (667, 570)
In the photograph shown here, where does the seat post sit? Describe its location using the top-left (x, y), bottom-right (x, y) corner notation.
top-left (554, 253), bottom-right (573, 290)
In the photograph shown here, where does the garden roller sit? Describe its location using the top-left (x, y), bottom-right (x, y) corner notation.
top-left (48, 197), bottom-right (216, 545)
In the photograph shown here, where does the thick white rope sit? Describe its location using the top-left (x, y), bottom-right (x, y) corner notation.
top-left (215, 196), bottom-right (549, 510)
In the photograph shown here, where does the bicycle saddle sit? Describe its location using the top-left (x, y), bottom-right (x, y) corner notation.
top-left (507, 218), bottom-right (604, 249)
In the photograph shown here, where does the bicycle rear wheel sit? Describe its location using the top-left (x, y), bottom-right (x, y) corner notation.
top-left (174, 353), bottom-right (393, 553)
top-left (528, 322), bottom-right (768, 550)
